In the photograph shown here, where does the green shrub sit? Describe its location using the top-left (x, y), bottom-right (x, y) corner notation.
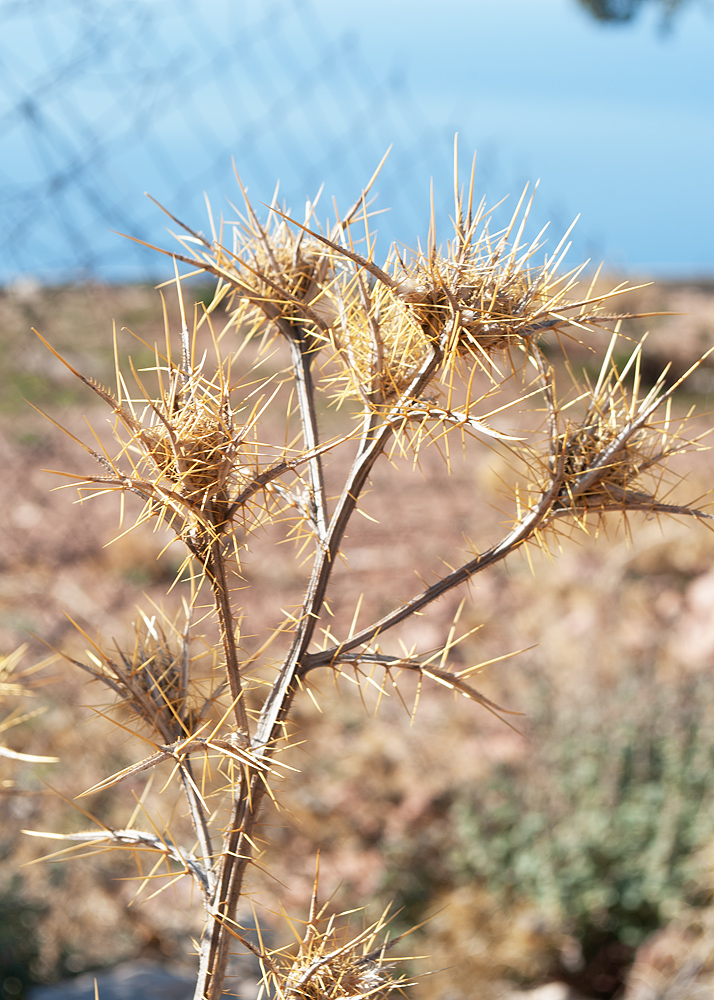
top-left (453, 669), bottom-right (714, 976)
top-left (0, 876), bottom-right (42, 998)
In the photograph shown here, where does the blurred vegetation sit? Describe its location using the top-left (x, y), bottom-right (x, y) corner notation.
top-left (0, 876), bottom-right (42, 999)
top-left (381, 664), bottom-right (714, 997)
top-left (576, 0), bottom-right (700, 25)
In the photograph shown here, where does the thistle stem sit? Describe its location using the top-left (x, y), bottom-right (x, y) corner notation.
top-left (289, 337), bottom-right (328, 541)
top-left (195, 344), bottom-right (446, 998)
top-left (207, 538), bottom-right (250, 737)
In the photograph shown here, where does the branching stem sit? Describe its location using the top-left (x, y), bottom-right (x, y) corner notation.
top-left (207, 537), bottom-right (250, 737)
top-left (287, 335), bottom-right (328, 540)
top-left (302, 467), bottom-right (566, 670)
top-left (194, 340), bottom-right (446, 1000)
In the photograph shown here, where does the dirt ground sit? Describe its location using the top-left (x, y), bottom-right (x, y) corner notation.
top-left (1, 277), bottom-right (714, 999)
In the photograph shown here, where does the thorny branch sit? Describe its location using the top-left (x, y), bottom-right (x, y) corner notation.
top-left (27, 827), bottom-right (214, 897)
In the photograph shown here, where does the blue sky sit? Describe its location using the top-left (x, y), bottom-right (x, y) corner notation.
top-left (305, 0), bottom-right (714, 274)
top-left (2, 0), bottom-right (712, 281)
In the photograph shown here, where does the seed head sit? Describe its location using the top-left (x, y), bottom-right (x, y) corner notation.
top-left (68, 607), bottom-right (204, 744)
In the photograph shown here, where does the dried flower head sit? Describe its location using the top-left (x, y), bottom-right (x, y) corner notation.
top-left (33, 291), bottom-right (320, 567)
top-left (141, 370), bottom-right (241, 512)
top-left (390, 194), bottom-right (631, 373)
top-left (63, 605), bottom-right (209, 745)
top-left (328, 275), bottom-right (432, 407)
top-left (159, 180), bottom-right (339, 340)
top-left (546, 335), bottom-right (711, 525)
top-left (265, 900), bottom-right (409, 1000)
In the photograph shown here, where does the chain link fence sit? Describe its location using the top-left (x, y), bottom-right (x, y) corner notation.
top-left (0, 0), bottom-right (483, 284)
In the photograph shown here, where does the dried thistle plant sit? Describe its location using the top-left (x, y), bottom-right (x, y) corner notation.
top-left (28, 146), bottom-right (711, 999)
